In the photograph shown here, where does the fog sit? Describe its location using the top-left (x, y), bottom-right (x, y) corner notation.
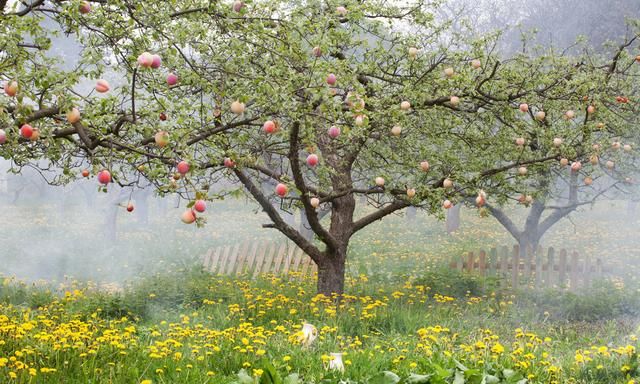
top-left (2, 0), bottom-right (639, 287)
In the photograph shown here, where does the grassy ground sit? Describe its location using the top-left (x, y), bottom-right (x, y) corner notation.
top-left (0, 195), bottom-right (639, 383)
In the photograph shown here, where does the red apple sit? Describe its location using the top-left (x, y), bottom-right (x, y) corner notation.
top-left (20, 124), bottom-right (33, 139)
top-left (519, 103), bottom-right (529, 113)
top-left (194, 200), bottom-right (206, 213)
top-left (137, 52), bottom-right (153, 68)
top-left (224, 157), bottom-right (235, 168)
top-left (0, 129), bottom-right (6, 144)
top-left (177, 161), bottom-right (189, 174)
top-left (160, 112), bottom-right (167, 121)
top-left (154, 131), bottom-right (169, 147)
top-left (328, 126), bottom-right (340, 138)
top-left (306, 154), bottom-right (319, 167)
top-left (3, 80), bottom-right (17, 97)
top-left (97, 170), bottom-right (111, 185)
top-left (95, 79), bottom-right (110, 93)
top-left (181, 210), bottom-right (196, 224)
top-left (326, 73), bottom-right (337, 86)
top-left (166, 73), bottom-right (178, 86)
top-left (150, 54), bottom-right (162, 69)
top-left (79, 1), bottom-right (91, 14)
top-left (67, 108), bottom-right (81, 124)
top-left (263, 120), bottom-right (277, 134)
top-left (570, 162), bottom-right (582, 172)
top-left (275, 183), bottom-right (288, 197)
top-left (81, 169), bottom-right (90, 177)
top-left (127, 203), bottom-right (134, 212)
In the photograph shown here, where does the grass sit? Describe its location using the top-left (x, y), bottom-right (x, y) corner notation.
top-left (0, 194), bottom-right (639, 382)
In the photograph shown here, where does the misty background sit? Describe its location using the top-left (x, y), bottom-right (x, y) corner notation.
top-left (2, 0), bottom-right (640, 285)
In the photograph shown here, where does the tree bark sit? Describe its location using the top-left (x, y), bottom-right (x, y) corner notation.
top-left (316, 247), bottom-right (347, 296)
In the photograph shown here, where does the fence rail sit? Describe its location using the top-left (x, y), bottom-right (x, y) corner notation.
top-left (201, 242), bottom-right (317, 278)
top-left (449, 245), bottom-right (610, 290)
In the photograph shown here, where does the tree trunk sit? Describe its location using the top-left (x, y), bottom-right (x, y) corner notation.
top-left (316, 251), bottom-right (346, 296)
top-left (446, 204), bottom-right (461, 233)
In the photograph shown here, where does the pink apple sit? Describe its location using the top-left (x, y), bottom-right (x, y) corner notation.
top-left (476, 192), bottom-right (486, 207)
top-left (587, 105), bottom-right (595, 114)
top-left (564, 110), bottom-right (575, 119)
top-left (151, 54), bottom-right (162, 69)
top-left (515, 137), bottom-right (525, 146)
top-left (391, 125), bottom-right (402, 136)
top-left (400, 101), bottom-right (411, 111)
top-left (584, 176), bottom-right (593, 186)
top-left (328, 126), bottom-right (340, 138)
top-left (443, 178), bottom-right (453, 188)
top-left (166, 73), bottom-right (178, 86)
top-left (354, 114), bottom-right (366, 126)
top-left (375, 177), bottom-right (385, 187)
top-left (443, 67), bottom-right (454, 77)
top-left (67, 108), bottom-right (81, 124)
top-left (4, 80), bottom-right (17, 97)
top-left (194, 200), bottom-right (206, 213)
top-left (471, 59), bottom-right (481, 69)
top-left (624, 144), bottom-right (632, 152)
top-left (20, 124), bottom-right (33, 139)
top-left (0, 129), bottom-right (6, 144)
top-left (263, 120), bottom-right (277, 134)
top-left (553, 137), bottom-right (563, 147)
top-left (177, 161), bottom-right (190, 174)
top-left (519, 103), bottom-right (529, 113)
top-left (97, 170), bottom-right (111, 185)
top-left (154, 131), bottom-right (169, 147)
top-left (312, 46), bottom-right (322, 57)
top-left (408, 47), bottom-right (419, 59)
top-left (518, 166), bottom-right (527, 176)
top-left (560, 158), bottom-right (569, 167)
top-left (420, 161), bottom-right (430, 172)
top-left (336, 6), bottom-right (347, 15)
top-left (224, 157), bottom-right (235, 168)
top-left (612, 141), bottom-right (621, 150)
top-left (535, 111), bottom-right (546, 121)
top-left (232, 1), bottom-right (244, 12)
top-left (310, 197), bottom-right (320, 208)
top-left (29, 129), bottom-right (39, 141)
top-left (95, 79), bottom-right (110, 93)
top-left (231, 100), bottom-right (245, 114)
top-left (79, 1), bottom-right (91, 14)
top-left (570, 162), bottom-right (582, 172)
top-left (306, 154), bottom-right (319, 167)
top-left (606, 160), bottom-right (614, 169)
top-left (443, 200), bottom-right (453, 209)
top-left (449, 96), bottom-right (460, 107)
top-left (406, 188), bottom-right (416, 198)
top-left (181, 210), bottom-right (196, 224)
top-left (275, 183), bottom-right (288, 197)
top-left (326, 73), bottom-right (337, 86)
top-left (137, 52), bottom-right (153, 68)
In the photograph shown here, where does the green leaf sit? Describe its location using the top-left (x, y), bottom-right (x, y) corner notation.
top-left (402, 373), bottom-right (432, 384)
top-left (453, 371), bottom-right (465, 384)
top-left (368, 371), bottom-right (401, 384)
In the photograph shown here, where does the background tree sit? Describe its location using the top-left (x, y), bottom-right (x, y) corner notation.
top-left (1, 0), bottom-right (639, 295)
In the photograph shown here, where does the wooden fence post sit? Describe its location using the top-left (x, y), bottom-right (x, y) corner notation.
top-left (558, 249), bottom-right (567, 288)
top-left (569, 251), bottom-right (579, 292)
top-left (511, 245), bottom-right (520, 288)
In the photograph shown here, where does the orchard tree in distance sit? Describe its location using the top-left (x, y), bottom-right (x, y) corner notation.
top-left (1, 1), bottom-right (639, 295)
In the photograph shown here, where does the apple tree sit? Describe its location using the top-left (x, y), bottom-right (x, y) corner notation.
top-left (2, 0), bottom-right (639, 295)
